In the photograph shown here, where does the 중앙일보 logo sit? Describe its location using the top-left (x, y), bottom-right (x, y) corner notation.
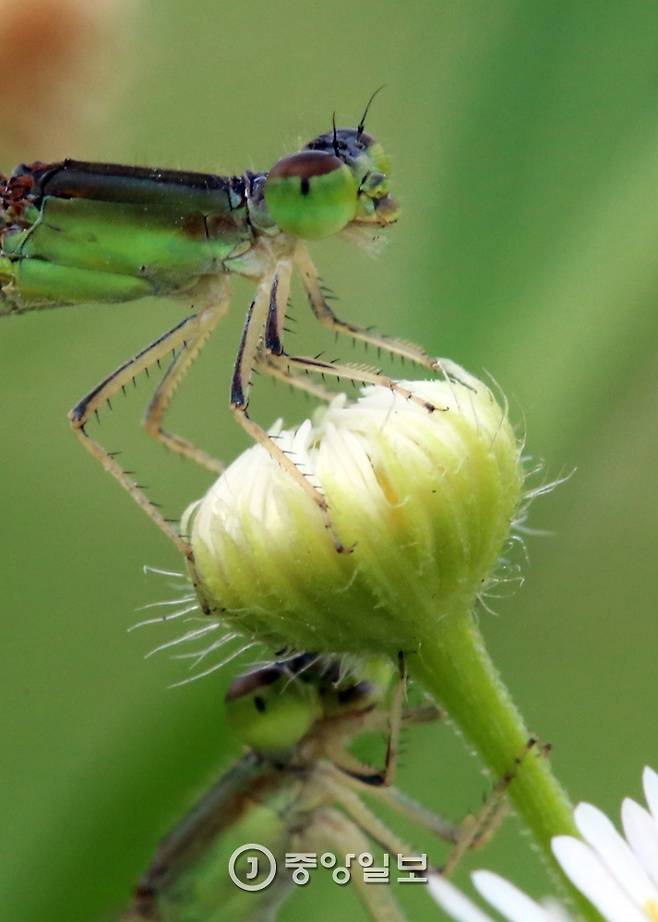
top-left (228, 844), bottom-right (428, 891)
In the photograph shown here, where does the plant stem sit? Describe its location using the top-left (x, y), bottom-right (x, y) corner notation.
top-left (409, 605), bottom-right (602, 922)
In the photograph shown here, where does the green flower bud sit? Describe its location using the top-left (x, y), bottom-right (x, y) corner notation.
top-left (184, 369), bottom-right (524, 657)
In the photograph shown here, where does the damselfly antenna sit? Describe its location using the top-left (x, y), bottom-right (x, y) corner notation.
top-left (331, 111), bottom-right (340, 156)
top-left (357, 85), bottom-right (386, 138)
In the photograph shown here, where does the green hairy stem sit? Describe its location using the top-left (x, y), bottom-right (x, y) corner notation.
top-left (411, 606), bottom-right (603, 922)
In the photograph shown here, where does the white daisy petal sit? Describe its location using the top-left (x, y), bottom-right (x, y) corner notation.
top-left (552, 835), bottom-right (649, 922)
top-left (622, 797), bottom-right (658, 890)
top-left (541, 897), bottom-right (574, 922)
top-left (643, 767), bottom-right (658, 825)
top-left (472, 870), bottom-right (553, 922)
top-left (573, 801), bottom-right (658, 908)
top-left (427, 875), bottom-right (495, 922)
top-left (428, 766), bottom-right (658, 922)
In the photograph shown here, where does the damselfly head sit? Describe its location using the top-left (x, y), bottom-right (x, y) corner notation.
top-left (224, 654), bottom-right (394, 756)
top-left (225, 662), bottom-right (322, 755)
top-left (264, 109), bottom-right (398, 240)
top-left (306, 126), bottom-right (398, 228)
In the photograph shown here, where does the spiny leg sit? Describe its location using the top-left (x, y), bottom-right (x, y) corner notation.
top-left (305, 808), bottom-right (408, 922)
top-left (334, 752), bottom-right (473, 847)
top-left (261, 255), bottom-right (293, 358)
top-left (330, 701), bottom-right (459, 844)
top-left (382, 651), bottom-right (408, 787)
top-left (371, 784), bottom-right (463, 846)
top-left (334, 651), bottom-right (408, 787)
top-left (258, 354), bottom-right (337, 403)
top-left (440, 737), bottom-right (545, 877)
top-left (230, 261), bottom-right (350, 552)
top-left (332, 684), bottom-right (460, 845)
top-left (336, 721), bottom-right (539, 859)
top-left (324, 663), bottom-right (445, 787)
top-left (263, 351), bottom-right (447, 414)
top-left (144, 278), bottom-right (230, 473)
top-left (255, 271), bottom-right (339, 403)
top-left (258, 258), bottom-right (335, 402)
top-left (295, 242), bottom-right (439, 371)
top-left (319, 763), bottom-right (421, 865)
top-left (263, 261), bottom-right (446, 414)
top-left (335, 740), bottom-right (541, 876)
top-left (68, 313), bottom-right (220, 557)
top-left (400, 703), bottom-right (446, 726)
top-left (265, 259), bottom-right (445, 412)
top-left (336, 702), bottom-right (444, 739)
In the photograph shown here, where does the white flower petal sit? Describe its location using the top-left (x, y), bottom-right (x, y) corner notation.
top-left (541, 897), bottom-right (574, 922)
top-left (472, 870), bottom-right (553, 922)
top-left (574, 802), bottom-right (657, 909)
top-left (427, 875), bottom-right (495, 922)
top-left (552, 836), bottom-right (649, 922)
top-left (428, 768), bottom-right (658, 922)
top-left (643, 768), bottom-right (658, 825)
top-left (622, 798), bottom-right (658, 890)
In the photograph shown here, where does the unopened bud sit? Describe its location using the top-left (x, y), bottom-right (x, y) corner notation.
top-left (185, 370), bottom-right (524, 657)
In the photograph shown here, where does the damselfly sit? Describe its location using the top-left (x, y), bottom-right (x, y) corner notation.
top-left (0, 94), bottom-right (441, 556)
top-left (121, 653), bottom-right (523, 922)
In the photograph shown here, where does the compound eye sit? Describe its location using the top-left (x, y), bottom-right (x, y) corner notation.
top-left (264, 150), bottom-right (358, 240)
top-left (225, 666), bottom-right (321, 753)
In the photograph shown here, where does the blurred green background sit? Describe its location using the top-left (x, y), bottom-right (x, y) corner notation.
top-left (1, 1), bottom-right (656, 920)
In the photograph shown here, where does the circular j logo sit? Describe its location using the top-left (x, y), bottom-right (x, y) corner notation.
top-left (228, 843), bottom-right (277, 892)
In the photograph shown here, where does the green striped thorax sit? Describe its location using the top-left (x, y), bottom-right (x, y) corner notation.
top-left (262, 128), bottom-right (398, 240)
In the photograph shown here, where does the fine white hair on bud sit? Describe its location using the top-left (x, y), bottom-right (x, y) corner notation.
top-left (184, 369), bottom-right (524, 657)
